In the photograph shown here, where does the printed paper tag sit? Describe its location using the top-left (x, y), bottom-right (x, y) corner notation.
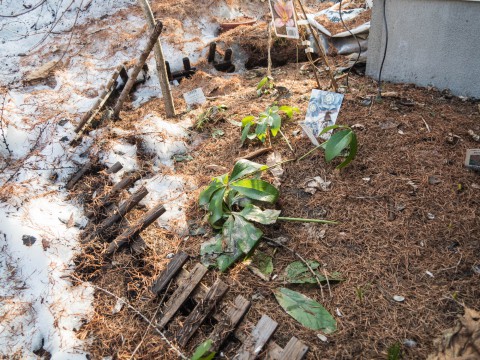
top-left (300, 90), bottom-right (344, 144)
top-left (465, 149), bottom-right (480, 170)
top-left (269, 0), bottom-right (300, 39)
top-left (183, 88), bottom-right (206, 106)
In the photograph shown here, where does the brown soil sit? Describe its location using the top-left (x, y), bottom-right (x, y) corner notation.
top-left (75, 58), bottom-right (480, 359)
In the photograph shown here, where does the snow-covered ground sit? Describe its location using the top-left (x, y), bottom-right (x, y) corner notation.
top-left (0, 0), bottom-right (256, 357)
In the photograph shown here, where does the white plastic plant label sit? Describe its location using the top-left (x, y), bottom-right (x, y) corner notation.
top-left (300, 89), bottom-right (344, 145)
top-left (269, 0), bottom-right (300, 39)
top-left (183, 88), bottom-right (206, 106)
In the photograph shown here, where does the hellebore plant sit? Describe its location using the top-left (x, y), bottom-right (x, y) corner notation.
top-left (199, 159), bottom-right (336, 271)
top-left (241, 105), bottom-right (299, 148)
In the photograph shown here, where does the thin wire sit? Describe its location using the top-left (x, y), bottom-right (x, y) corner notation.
top-left (377, 0), bottom-right (389, 97)
top-left (338, 0), bottom-right (362, 89)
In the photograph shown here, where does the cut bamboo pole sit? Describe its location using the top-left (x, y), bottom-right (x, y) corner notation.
top-left (296, 0), bottom-right (338, 91)
top-left (112, 22), bottom-right (163, 119)
top-left (138, 0), bottom-right (175, 118)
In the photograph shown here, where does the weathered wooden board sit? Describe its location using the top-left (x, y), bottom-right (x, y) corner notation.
top-left (235, 314), bottom-right (278, 360)
top-left (151, 252), bottom-right (189, 295)
top-left (210, 295), bottom-right (251, 352)
top-left (177, 279), bottom-right (229, 347)
top-left (157, 263), bottom-right (208, 329)
top-left (279, 337), bottom-right (308, 360)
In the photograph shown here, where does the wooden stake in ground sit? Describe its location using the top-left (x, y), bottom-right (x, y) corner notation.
top-left (112, 22), bottom-right (163, 119)
top-left (137, 0), bottom-right (175, 118)
top-left (296, 0), bottom-right (338, 92)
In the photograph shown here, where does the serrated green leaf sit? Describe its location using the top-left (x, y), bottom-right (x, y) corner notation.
top-left (208, 187), bottom-right (226, 227)
top-left (191, 339), bottom-right (215, 360)
top-left (238, 204), bottom-right (280, 224)
top-left (336, 131), bottom-right (357, 169)
top-left (200, 234), bottom-right (243, 272)
top-left (285, 261), bottom-right (344, 284)
top-left (230, 214), bottom-right (263, 253)
top-left (273, 288), bottom-right (336, 333)
top-left (325, 130), bottom-right (352, 162)
top-left (230, 179), bottom-right (279, 203)
top-left (230, 160), bottom-right (268, 182)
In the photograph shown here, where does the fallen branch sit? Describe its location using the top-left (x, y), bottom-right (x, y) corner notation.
top-left (112, 22), bottom-right (163, 119)
top-left (106, 203), bottom-right (166, 255)
top-left (68, 275), bottom-right (187, 360)
top-left (66, 160), bottom-right (92, 190)
top-left (236, 147), bottom-right (272, 162)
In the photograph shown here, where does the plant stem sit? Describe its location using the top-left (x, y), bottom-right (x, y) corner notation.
top-left (297, 143), bottom-right (325, 161)
top-left (277, 216), bottom-right (338, 224)
top-left (279, 129), bottom-right (295, 155)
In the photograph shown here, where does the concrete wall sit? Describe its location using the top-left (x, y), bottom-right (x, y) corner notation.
top-left (366, 0), bottom-right (480, 98)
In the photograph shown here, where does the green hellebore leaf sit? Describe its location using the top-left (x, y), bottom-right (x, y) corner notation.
top-left (285, 261), bottom-right (344, 284)
top-left (255, 121), bottom-right (268, 142)
top-left (200, 234), bottom-right (243, 272)
top-left (273, 287), bottom-right (337, 333)
top-left (325, 129), bottom-right (353, 162)
top-left (242, 115), bottom-right (255, 127)
top-left (239, 204), bottom-right (280, 224)
top-left (199, 179), bottom-right (225, 207)
top-left (230, 179), bottom-right (279, 203)
top-left (227, 214), bottom-right (263, 254)
top-left (270, 113), bottom-right (281, 137)
top-left (208, 187), bottom-right (226, 227)
top-left (279, 105), bottom-right (299, 119)
top-left (251, 250), bottom-right (273, 276)
top-left (191, 339), bottom-right (215, 360)
top-left (240, 122), bottom-right (252, 146)
top-left (336, 130), bottom-right (358, 169)
top-left (230, 160), bottom-right (268, 182)
top-left (257, 76), bottom-right (269, 90)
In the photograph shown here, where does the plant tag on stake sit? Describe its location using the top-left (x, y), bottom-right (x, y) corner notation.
top-left (183, 88), bottom-right (206, 107)
top-left (465, 149), bottom-right (480, 171)
top-left (269, 0), bottom-right (299, 39)
top-left (300, 89), bottom-right (344, 145)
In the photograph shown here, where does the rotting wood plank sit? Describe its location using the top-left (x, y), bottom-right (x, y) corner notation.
top-left (82, 186), bottom-right (148, 243)
top-left (157, 263), bottom-right (208, 329)
top-left (235, 314), bottom-right (278, 360)
top-left (177, 279), bottom-right (229, 347)
top-left (130, 235), bottom-right (147, 255)
top-left (151, 252), bottom-right (189, 295)
top-left (265, 341), bottom-right (283, 360)
top-left (106, 161), bottom-right (123, 174)
top-left (86, 172), bottom-right (141, 218)
top-left (66, 161), bottom-right (92, 190)
top-left (278, 337), bottom-right (309, 360)
top-left (210, 295), bottom-right (251, 352)
top-left (106, 203), bottom-right (165, 255)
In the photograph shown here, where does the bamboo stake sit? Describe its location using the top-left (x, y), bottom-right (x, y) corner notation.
top-left (296, 0), bottom-right (338, 91)
top-left (112, 22), bottom-right (163, 119)
top-left (138, 0), bottom-right (175, 118)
